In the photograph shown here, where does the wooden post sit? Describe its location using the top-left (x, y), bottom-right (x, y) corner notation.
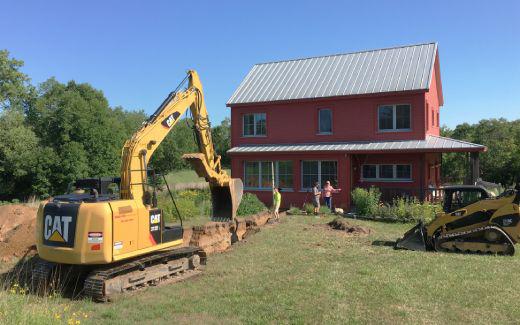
top-left (271, 161), bottom-right (275, 206)
top-left (470, 152), bottom-right (480, 184)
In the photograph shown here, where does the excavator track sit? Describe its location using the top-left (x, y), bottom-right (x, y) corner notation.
top-left (434, 225), bottom-right (515, 255)
top-left (83, 246), bottom-right (206, 302)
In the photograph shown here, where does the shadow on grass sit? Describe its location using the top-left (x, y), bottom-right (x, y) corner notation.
top-left (371, 240), bottom-right (396, 247)
top-left (0, 252), bottom-right (86, 300)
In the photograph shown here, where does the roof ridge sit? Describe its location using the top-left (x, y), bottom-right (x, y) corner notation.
top-left (254, 42), bottom-right (437, 66)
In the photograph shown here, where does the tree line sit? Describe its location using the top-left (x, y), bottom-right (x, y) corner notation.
top-left (441, 119), bottom-right (520, 186)
top-left (1, 50), bottom-right (518, 199)
top-left (0, 50), bottom-right (230, 200)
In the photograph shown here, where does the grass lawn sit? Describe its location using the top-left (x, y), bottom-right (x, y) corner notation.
top-left (164, 169), bottom-right (231, 185)
top-left (3, 215), bottom-right (520, 324)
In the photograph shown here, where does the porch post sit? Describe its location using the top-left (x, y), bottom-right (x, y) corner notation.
top-left (464, 152), bottom-right (472, 185)
top-left (419, 154), bottom-right (425, 201)
top-left (470, 152), bottom-right (480, 184)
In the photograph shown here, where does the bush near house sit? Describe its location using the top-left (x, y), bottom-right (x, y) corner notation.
top-left (236, 193), bottom-right (268, 216)
top-left (351, 187), bottom-right (442, 223)
top-left (351, 187), bottom-right (381, 216)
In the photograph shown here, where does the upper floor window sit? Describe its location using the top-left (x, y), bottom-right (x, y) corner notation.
top-left (243, 113), bottom-right (266, 136)
top-left (318, 108), bottom-right (332, 134)
top-left (362, 164), bottom-right (412, 181)
top-left (431, 110), bottom-right (435, 127)
top-left (378, 104), bottom-right (411, 131)
top-left (436, 111), bottom-right (440, 127)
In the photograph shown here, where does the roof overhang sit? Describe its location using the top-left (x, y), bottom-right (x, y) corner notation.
top-left (228, 135), bottom-right (486, 155)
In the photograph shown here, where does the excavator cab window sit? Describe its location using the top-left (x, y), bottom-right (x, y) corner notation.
top-left (143, 169), bottom-right (159, 208)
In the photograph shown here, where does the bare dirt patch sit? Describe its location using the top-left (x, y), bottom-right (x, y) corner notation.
top-left (0, 204), bottom-right (38, 262)
top-left (326, 217), bottom-right (372, 236)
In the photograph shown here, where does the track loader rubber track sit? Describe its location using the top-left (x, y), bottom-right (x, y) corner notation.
top-left (434, 225), bottom-right (515, 255)
top-left (83, 246), bottom-right (206, 302)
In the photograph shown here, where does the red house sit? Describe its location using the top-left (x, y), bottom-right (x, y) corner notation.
top-left (226, 43), bottom-right (486, 209)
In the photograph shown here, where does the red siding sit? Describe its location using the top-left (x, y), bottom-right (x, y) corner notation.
top-left (425, 55), bottom-right (442, 136)
top-left (230, 91), bottom-right (427, 147)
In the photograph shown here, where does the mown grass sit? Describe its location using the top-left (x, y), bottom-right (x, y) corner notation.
top-left (163, 169), bottom-right (231, 185)
top-left (3, 216), bottom-right (520, 324)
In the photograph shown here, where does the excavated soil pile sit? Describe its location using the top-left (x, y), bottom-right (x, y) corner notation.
top-left (0, 205), bottom-right (38, 262)
top-left (328, 218), bottom-right (372, 236)
top-left (187, 211), bottom-right (273, 255)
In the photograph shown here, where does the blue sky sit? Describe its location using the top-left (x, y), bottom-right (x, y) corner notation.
top-left (1, 0), bottom-right (518, 128)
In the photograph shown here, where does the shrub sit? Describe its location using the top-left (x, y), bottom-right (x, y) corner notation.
top-left (288, 205), bottom-right (303, 215)
top-left (351, 187), bottom-right (381, 216)
top-left (319, 206), bottom-right (331, 214)
top-left (376, 197), bottom-right (442, 223)
top-left (237, 193), bottom-right (267, 216)
top-left (159, 189), bottom-right (211, 222)
top-left (303, 203), bottom-right (315, 215)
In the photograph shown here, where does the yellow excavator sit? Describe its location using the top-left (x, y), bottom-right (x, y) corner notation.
top-left (32, 70), bottom-right (243, 300)
top-left (396, 185), bottom-right (520, 255)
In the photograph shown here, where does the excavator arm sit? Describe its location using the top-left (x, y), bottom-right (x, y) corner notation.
top-left (120, 70), bottom-right (242, 220)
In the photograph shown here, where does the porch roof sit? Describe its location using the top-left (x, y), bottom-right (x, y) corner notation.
top-left (228, 135), bottom-right (486, 154)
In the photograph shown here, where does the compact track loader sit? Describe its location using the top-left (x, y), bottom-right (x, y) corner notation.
top-left (32, 71), bottom-right (243, 301)
top-left (396, 185), bottom-right (520, 255)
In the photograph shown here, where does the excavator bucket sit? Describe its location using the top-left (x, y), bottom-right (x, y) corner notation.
top-left (182, 153), bottom-right (243, 221)
top-left (210, 178), bottom-right (243, 221)
top-left (395, 222), bottom-right (428, 252)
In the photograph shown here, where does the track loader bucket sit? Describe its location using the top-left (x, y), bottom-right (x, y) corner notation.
top-left (395, 222), bottom-right (428, 251)
top-left (182, 153), bottom-right (243, 221)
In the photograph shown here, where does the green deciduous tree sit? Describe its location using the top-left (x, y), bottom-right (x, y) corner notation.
top-left (0, 50), bottom-right (36, 112)
top-left (212, 117), bottom-right (231, 167)
top-left (442, 118), bottom-right (520, 186)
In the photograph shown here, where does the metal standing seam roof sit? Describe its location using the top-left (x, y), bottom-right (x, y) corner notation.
top-left (227, 42), bottom-right (438, 105)
top-left (227, 135), bottom-right (486, 154)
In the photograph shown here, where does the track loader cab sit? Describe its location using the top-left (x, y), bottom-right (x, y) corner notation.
top-left (442, 186), bottom-right (492, 213)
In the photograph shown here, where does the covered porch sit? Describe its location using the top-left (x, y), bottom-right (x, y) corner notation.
top-left (228, 135), bottom-right (487, 209)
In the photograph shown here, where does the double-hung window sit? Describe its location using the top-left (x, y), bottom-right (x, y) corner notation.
top-left (301, 160), bottom-right (338, 189)
top-left (378, 104), bottom-right (411, 131)
top-left (243, 113), bottom-right (266, 136)
top-left (244, 161), bottom-right (293, 189)
top-left (318, 108), bottom-right (332, 134)
top-left (362, 164), bottom-right (412, 181)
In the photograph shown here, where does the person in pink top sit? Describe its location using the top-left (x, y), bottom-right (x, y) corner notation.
top-left (322, 181), bottom-right (341, 210)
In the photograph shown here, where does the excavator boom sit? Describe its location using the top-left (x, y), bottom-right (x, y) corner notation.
top-left (120, 70), bottom-right (242, 220)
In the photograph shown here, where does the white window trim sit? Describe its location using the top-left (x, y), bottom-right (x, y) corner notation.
top-left (378, 104), bottom-right (412, 132)
top-left (361, 164), bottom-right (413, 182)
top-left (317, 108), bottom-right (332, 135)
top-left (243, 161), bottom-right (293, 190)
top-left (300, 160), bottom-right (338, 191)
top-left (242, 113), bottom-right (267, 137)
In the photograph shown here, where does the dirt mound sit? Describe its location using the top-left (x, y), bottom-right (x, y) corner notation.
top-left (187, 211), bottom-right (274, 255)
top-left (190, 222), bottom-right (233, 255)
top-left (0, 205), bottom-right (37, 241)
top-left (328, 218), bottom-right (372, 236)
top-left (0, 204), bottom-right (38, 262)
